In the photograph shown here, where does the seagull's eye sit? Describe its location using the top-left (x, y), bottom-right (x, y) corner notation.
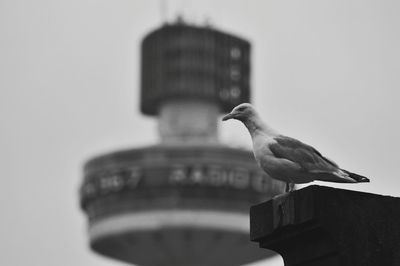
top-left (237, 107), bottom-right (245, 112)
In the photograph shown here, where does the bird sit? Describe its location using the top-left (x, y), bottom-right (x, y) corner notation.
top-left (222, 103), bottom-right (370, 193)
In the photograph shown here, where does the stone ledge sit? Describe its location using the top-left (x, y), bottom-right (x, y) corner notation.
top-left (250, 185), bottom-right (400, 266)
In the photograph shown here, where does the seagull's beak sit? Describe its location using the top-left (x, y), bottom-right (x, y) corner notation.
top-left (222, 112), bottom-right (235, 121)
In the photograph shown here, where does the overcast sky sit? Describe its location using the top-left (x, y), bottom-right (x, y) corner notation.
top-left (1, 0), bottom-right (399, 265)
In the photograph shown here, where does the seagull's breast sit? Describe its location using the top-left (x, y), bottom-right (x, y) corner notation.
top-left (252, 135), bottom-right (277, 167)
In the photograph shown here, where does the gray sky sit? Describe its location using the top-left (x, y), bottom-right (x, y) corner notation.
top-left (1, 0), bottom-right (399, 265)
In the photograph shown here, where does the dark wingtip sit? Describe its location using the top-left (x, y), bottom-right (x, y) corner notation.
top-left (343, 169), bottom-right (370, 183)
top-left (358, 177), bottom-right (370, 183)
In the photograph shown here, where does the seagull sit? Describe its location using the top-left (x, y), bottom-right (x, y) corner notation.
top-left (222, 103), bottom-right (370, 192)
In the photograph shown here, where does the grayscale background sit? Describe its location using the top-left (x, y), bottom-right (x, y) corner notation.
top-left (1, 0), bottom-right (399, 265)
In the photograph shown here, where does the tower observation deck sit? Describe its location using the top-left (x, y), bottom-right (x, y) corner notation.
top-left (80, 22), bottom-right (286, 266)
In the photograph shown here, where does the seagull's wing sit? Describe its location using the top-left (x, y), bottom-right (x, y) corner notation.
top-left (269, 135), bottom-right (338, 171)
top-left (268, 135), bottom-right (359, 183)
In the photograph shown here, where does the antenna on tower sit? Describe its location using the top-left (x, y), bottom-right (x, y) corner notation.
top-left (160, 0), bottom-right (168, 24)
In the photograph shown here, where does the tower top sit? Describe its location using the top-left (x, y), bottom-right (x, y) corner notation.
top-left (140, 23), bottom-right (251, 116)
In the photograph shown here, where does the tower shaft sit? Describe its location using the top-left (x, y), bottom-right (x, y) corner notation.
top-left (158, 99), bottom-right (219, 144)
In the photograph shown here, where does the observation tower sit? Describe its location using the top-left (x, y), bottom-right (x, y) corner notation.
top-left (80, 22), bottom-right (286, 266)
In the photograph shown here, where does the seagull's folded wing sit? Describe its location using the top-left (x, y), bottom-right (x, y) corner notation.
top-left (269, 136), bottom-right (365, 183)
top-left (269, 135), bottom-right (339, 173)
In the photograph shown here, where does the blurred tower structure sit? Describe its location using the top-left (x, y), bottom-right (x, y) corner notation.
top-left (80, 22), bottom-right (286, 266)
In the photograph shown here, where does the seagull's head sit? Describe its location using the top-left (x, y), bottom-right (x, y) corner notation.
top-left (222, 103), bottom-right (256, 122)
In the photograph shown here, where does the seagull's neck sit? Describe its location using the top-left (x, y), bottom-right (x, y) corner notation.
top-left (242, 115), bottom-right (279, 139)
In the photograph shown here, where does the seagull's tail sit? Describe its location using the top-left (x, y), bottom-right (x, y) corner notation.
top-left (341, 169), bottom-right (370, 183)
